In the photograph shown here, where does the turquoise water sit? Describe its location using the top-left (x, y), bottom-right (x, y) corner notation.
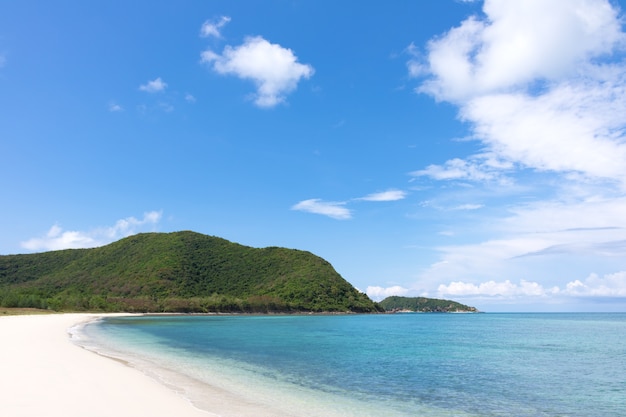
top-left (80, 313), bottom-right (626, 416)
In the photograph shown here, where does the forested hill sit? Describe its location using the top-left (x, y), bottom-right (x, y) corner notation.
top-left (0, 231), bottom-right (379, 313)
top-left (379, 296), bottom-right (478, 313)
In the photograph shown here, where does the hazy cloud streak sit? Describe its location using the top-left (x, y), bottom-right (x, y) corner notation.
top-left (357, 189), bottom-right (407, 202)
top-left (291, 199), bottom-right (351, 220)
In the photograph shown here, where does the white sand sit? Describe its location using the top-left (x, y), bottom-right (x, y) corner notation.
top-left (0, 313), bottom-right (214, 417)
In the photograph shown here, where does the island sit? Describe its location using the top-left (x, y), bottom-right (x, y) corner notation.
top-left (0, 231), bottom-right (379, 313)
top-left (1, 231), bottom-right (478, 314)
top-left (379, 296), bottom-right (479, 313)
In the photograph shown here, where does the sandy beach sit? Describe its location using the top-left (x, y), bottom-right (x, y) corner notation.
top-left (0, 313), bottom-right (213, 417)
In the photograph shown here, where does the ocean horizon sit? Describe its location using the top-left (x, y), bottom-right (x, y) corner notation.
top-left (76, 313), bottom-right (626, 417)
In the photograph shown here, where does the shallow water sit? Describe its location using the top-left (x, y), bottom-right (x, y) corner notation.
top-left (78, 313), bottom-right (626, 417)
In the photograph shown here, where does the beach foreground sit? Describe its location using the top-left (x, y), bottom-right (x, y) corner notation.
top-left (0, 313), bottom-right (213, 417)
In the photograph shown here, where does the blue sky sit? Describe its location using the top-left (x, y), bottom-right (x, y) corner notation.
top-left (2, 0), bottom-right (626, 312)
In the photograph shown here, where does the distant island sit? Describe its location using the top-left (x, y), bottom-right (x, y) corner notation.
top-left (0, 231), bottom-right (476, 314)
top-left (379, 296), bottom-right (478, 313)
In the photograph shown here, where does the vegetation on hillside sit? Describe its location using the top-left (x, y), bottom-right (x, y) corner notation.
top-left (379, 296), bottom-right (478, 313)
top-left (0, 231), bottom-right (380, 313)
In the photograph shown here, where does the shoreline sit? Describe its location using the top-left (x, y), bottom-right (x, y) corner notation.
top-left (0, 313), bottom-right (213, 417)
top-left (0, 313), bottom-right (325, 417)
top-left (75, 315), bottom-right (348, 417)
top-left (75, 315), bottom-right (435, 417)
top-left (0, 313), bottom-right (483, 417)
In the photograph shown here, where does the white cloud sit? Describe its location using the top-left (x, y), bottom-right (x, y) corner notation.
top-left (357, 189), bottom-right (407, 202)
top-left (438, 279), bottom-right (550, 298)
top-left (562, 271), bottom-right (626, 297)
top-left (293, 189), bottom-right (407, 220)
top-left (201, 36), bottom-right (314, 107)
top-left (500, 197), bottom-right (626, 239)
top-left (418, 0), bottom-right (624, 102)
top-left (21, 224), bottom-right (99, 252)
top-left (366, 285), bottom-right (409, 301)
top-left (0, 54), bottom-right (6, 68)
top-left (412, 195), bottom-right (626, 303)
top-left (412, 157), bottom-right (504, 182)
top-left (139, 77), bottom-right (167, 93)
top-left (185, 93), bottom-right (196, 103)
top-left (412, 0), bottom-right (626, 186)
top-left (200, 16), bottom-right (231, 38)
top-left (291, 199), bottom-right (351, 220)
top-left (417, 199), bottom-right (466, 212)
top-left (108, 102), bottom-right (123, 112)
top-left (437, 271), bottom-right (626, 301)
top-left (406, 43), bottom-right (425, 78)
top-left (21, 211), bottom-right (162, 252)
top-left (463, 80), bottom-right (626, 183)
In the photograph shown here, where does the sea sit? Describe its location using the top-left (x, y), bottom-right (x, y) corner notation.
top-left (74, 313), bottom-right (626, 417)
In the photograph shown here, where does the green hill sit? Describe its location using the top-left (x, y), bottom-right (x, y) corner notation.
top-left (0, 231), bottom-right (379, 313)
top-left (379, 296), bottom-right (478, 313)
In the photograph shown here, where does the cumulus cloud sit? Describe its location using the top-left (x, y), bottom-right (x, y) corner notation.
top-left (366, 285), bottom-right (409, 301)
top-left (0, 54), bottom-right (6, 68)
top-left (563, 271), bottom-right (626, 297)
top-left (21, 211), bottom-right (162, 252)
top-left (291, 199), bottom-right (351, 220)
top-left (437, 271), bottom-right (626, 301)
top-left (438, 279), bottom-right (551, 298)
top-left (200, 16), bottom-right (231, 38)
top-left (417, 0), bottom-right (624, 102)
top-left (357, 189), bottom-right (407, 202)
top-left (201, 36), bottom-right (314, 107)
top-left (139, 77), bottom-right (167, 93)
top-left (462, 82), bottom-right (626, 182)
top-left (411, 0), bottom-right (626, 186)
